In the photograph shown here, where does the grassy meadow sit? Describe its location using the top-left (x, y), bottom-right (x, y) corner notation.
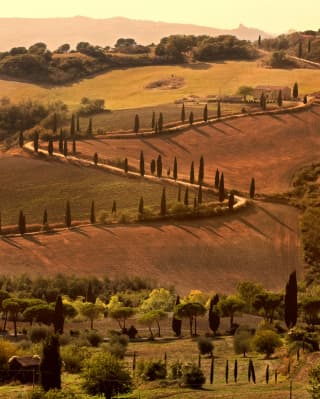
top-left (1, 61), bottom-right (320, 112)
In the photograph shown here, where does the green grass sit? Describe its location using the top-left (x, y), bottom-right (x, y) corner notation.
top-left (0, 154), bottom-right (215, 226)
top-left (0, 61), bottom-right (320, 111)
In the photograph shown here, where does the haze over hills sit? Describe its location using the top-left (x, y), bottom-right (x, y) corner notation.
top-left (0, 16), bottom-right (272, 50)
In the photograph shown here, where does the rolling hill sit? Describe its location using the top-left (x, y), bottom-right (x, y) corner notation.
top-left (0, 17), bottom-right (272, 50)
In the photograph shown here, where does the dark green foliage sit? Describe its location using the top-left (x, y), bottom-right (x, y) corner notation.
top-left (76, 114), bottom-right (80, 132)
top-left (234, 360), bottom-right (238, 383)
top-left (48, 138), bottom-right (54, 155)
top-left (184, 186), bottom-right (189, 206)
top-left (93, 152), bottom-right (98, 165)
top-left (189, 111), bottom-right (194, 125)
top-left (70, 114), bottom-right (75, 138)
top-left (87, 118), bottom-right (93, 136)
top-left (193, 196), bottom-right (197, 211)
top-left (18, 210), bottom-right (26, 235)
top-left (173, 156), bottom-right (178, 180)
top-left (250, 178), bottom-right (255, 199)
top-left (150, 159), bottom-right (156, 175)
top-left (40, 334), bottom-right (62, 391)
top-left (285, 271), bottom-right (298, 329)
top-left (177, 185), bottom-right (181, 202)
top-left (63, 138), bottom-right (68, 157)
top-left (298, 41), bottom-right (302, 58)
top-left (228, 192), bottom-right (235, 210)
top-left (219, 173), bottom-right (225, 202)
top-left (124, 157), bottom-right (128, 173)
top-left (266, 364), bottom-right (269, 384)
top-left (198, 185), bottom-right (203, 204)
top-left (151, 112), bottom-right (155, 129)
top-left (140, 150), bottom-right (145, 176)
top-left (18, 131), bottom-right (24, 148)
top-left (54, 296), bottom-right (64, 334)
top-left (43, 209), bottom-right (48, 226)
top-left (157, 155), bottom-right (162, 178)
top-left (304, 95), bottom-right (308, 104)
top-left (172, 296), bottom-right (182, 337)
top-left (160, 188), bottom-right (166, 216)
top-left (190, 161), bottom-right (195, 184)
top-left (248, 359), bottom-right (256, 383)
top-left (308, 39), bottom-right (312, 53)
top-left (234, 326), bottom-right (252, 357)
top-left (198, 155), bottom-right (204, 184)
top-left (209, 294), bottom-right (220, 334)
top-left (260, 92), bottom-right (266, 110)
top-left (65, 201), bottom-right (71, 228)
top-left (134, 114), bottom-right (140, 133)
top-left (90, 201), bottom-right (96, 224)
top-left (181, 103), bottom-right (185, 123)
top-left (277, 90), bottom-right (283, 107)
top-left (33, 131), bottom-right (39, 152)
top-left (182, 364), bottom-right (205, 389)
top-left (52, 113), bottom-right (58, 133)
top-left (86, 281), bottom-right (96, 304)
top-left (138, 360), bottom-right (166, 381)
top-left (293, 82), bottom-right (299, 99)
top-left (215, 168), bottom-right (220, 189)
top-left (217, 101), bottom-right (221, 118)
top-left (158, 113), bottom-right (163, 132)
top-left (58, 130), bottom-right (63, 153)
top-left (225, 360), bottom-right (229, 384)
top-left (72, 138), bottom-right (76, 154)
top-left (258, 35), bottom-right (261, 47)
top-left (86, 331), bottom-right (103, 347)
top-left (112, 200), bottom-right (117, 214)
top-left (203, 104), bottom-right (208, 122)
top-left (197, 337), bottom-right (213, 356)
top-left (138, 196), bottom-right (144, 215)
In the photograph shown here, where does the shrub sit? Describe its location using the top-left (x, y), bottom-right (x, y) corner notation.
top-left (61, 345), bottom-right (88, 373)
top-left (309, 363), bottom-right (320, 399)
top-left (17, 339), bottom-right (32, 351)
top-left (182, 363), bottom-right (205, 389)
top-left (0, 340), bottom-right (18, 371)
top-left (171, 360), bottom-right (183, 379)
top-left (106, 334), bottom-right (129, 359)
top-left (233, 325), bottom-right (253, 357)
top-left (137, 360), bottom-right (167, 381)
top-left (29, 326), bottom-right (50, 343)
top-left (98, 210), bottom-right (110, 224)
top-left (253, 330), bottom-right (282, 358)
top-left (197, 337), bottom-right (213, 356)
top-left (86, 331), bottom-right (103, 347)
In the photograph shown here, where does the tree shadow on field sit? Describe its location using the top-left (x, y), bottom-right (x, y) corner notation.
top-left (93, 224), bottom-right (118, 236)
top-left (140, 138), bottom-right (166, 156)
top-left (220, 121), bottom-right (243, 133)
top-left (180, 62), bottom-right (213, 70)
top-left (288, 112), bottom-right (305, 122)
top-left (0, 236), bottom-right (21, 249)
top-left (239, 217), bottom-right (270, 239)
top-left (191, 126), bottom-right (210, 138)
top-left (268, 113), bottom-right (287, 124)
top-left (163, 137), bottom-right (191, 154)
top-left (255, 204), bottom-right (295, 233)
top-left (72, 227), bottom-right (90, 237)
top-left (207, 123), bottom-right (228, 135)
top-left (175, 225), bottom-right (200, 239)
top-left (23, 235), bottom-right (43, 246)
top-left (200, 225), bottom-right (225, 239)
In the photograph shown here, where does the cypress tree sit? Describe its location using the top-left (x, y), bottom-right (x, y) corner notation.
top-left (250, 178), bottom-right (255, 199)
top-left (219, 173), bottom-right (225, 202)
top-left (177, 185), bottom-right (181, 202)
top-left (303, 95), bottom-right (308, 104)
top-left (167, 167), bottom-right (170, 177)
top-left (87, 118), bottom-right (93, 136)
top-left (248, 359), bottom-right (256, 383)
top-left (18, 210), bottom-right (26, 235)
top-left (217, 101), bottom-right (221, 118)
top-left (48, 138), bottom-right (54, 155)
top-left (155, 122), bottom-right (159, 135)
top-left (225, 360), bottom-right (229, 384)
top-left (181, 103), bottom-right (185, 123)
top-left (63, 138), bottom-right (68, 157)
top-left (150, 159), bottom-right (156, 175)
top-left (58, 129), bottom-right (64, 153)
top-left (160, 188), bottom-right (166, 216)
top-left (209, 294), bottom-right (220, 335)
top-left (260, 92), bottom-right (266, 110)
top-left (258, 35), bottom-right (261, 47)
top-left (193, 196), bottom-right (197, 211)
top-left (18, 131), bottom-right (24, 148)
top-left (228, 193), bottom-right (235, 210)
top-left (198, 354), bottom-right (201, 369)
top-left (189, 112), bottom-right (194, 125)
top-left (275, 369), bottom-right (278, 384)
top-left (140, 150), bottom-right (145, 176)
top-left (86, 281), bottom-right (96, 304)
top-left (138, 196), bottom-right (144, 215)
top-left (172, 295), bottom-right (182, 337)
top-left (43, 208), bottom-right (48, 226)
top-left (234, 360), bottom-right (238, 383)
top-left (72, 137), bottom-right (76, 154)
top-left (198, 155), bottom-right (204, 185)
top-left (112, 200), bottom-right (117, 214)
top-left (210, 357), bottom-right (214, 384)
top-left (54, 295), bottom-right (64, 334)
top-left (266, 365), bottom-right (269, 384)
top-left (151, 112), bottom-right (155, 129)
top-left (203, 104), bottom-right (208, 122)
top-left (293, 82), bottom-right (299, 99)
top-left (76, 114), bottom-right (80, 132)
top-left (93, 152), bottom-right (98, 165)
top-left (184, 186), bottom-right (189, 206)
top-left (173, 157), bottom-right (178, 180)
top-left (277, 90), bottom-right (283, 107)
top-left (190, 161), bottom-right (195, 184)
top-left (124, 157), bottom-right (129, 173)
top-left (53, 113), bottom-right (58, 133)
top-left (308, 39), bottom-right (311, 53)
top-left (158, 113), bottom-right (163, 132)
top-left (90, 201), bottom-right (96, 224)
top-left (70, 114), bottom-right (75, 138)
top-left (285, 270), bottom-right (298, 329)
top-left (65, 201), bottom-right (71, 228)
top-left (33, 131), bottom-right (39, 152)
top-left (198, 185), bottom-right (203, 204)
top-left (157, 155), bottom-right (162, 178)
top-left (134, 114), bottom-right (140, 133)
top-left (215, 169), bottom-right (220, 189)
top-left (40, 334), bottom-right (61, 391)
top-left (298, 41), bottom-right (302, 58)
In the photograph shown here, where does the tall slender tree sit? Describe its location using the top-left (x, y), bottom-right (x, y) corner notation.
top-left (53, 113), bottom-right (58, 134)
top-left (48, 138), bottom-right (54, 155)
top-left (173, 157), bottom-right (178, 180)
top-left (258, 35), bottom-right (261, 47)
top-left (93, 152), bottom-right (98, 165)
top-left (158, 113), bottom-right (163, 132)
top-left (112, 200), bottom-right (117, 214)
top-left (189, 112), bottom-right (194, 125)
top-left (177, 185), bottom-right (181, 202)
top-left (140, 151), bottom-right (145, 176)
top-left (250, 178), bottom-right (255, 199)
top-left (134, 115), bottom-right (140, 133)
top-left (190, 161), bottom-right (195, 184)
top-left (215, 169), bottom-right (220, 189)
top-left (217, 101), bottom-right (221, 118)
top-left (54, 296), bottom-right (64, 334)
top-left (63, 138), bottom-right (68, 157)
top-left (43, 208), bottom-right (48, 226)
top-left (225, 360), bottom-right (229, 384)
top-left (234, 360), bottom-right (238, 383)
top-left (160, 188), bottom-right (166, 216)
top-left (151, 112), bottom-right (155, 130)
top-left (219, 173), bottom-right (225, 202)
top-left (65, 201), bottom-right (71, 228)
top-left (70, 114), bottom-right (75, 138)
top-left (76, 114), bottom-right (80, 132)
top-left (210, 357), bottom-right (214, 384)
top-left (198, 185), bottom-right (203, 204)
top-left (277, 90), bottom-right (283, 107)
top-left (138, 196), bottom-right (144, 216)
top-left (181, 103), bottom-right (186, 123)
top-left (87, 118), bottom-right (93, 136)
top-left (172, 295), bottom-right (182, 336)
top-left (228, 193), bottom-right (235, 210)
top-left (198, 155), bottom-right (204, 185)
top-left (124, 157), bottom-right (128, 173)
top-left (33, 131), bottom-right (39, 152)
top-left (260, 92), bottom-right (266, 110)
top-left (203, 104), bottom-right (208, 122)
top-left (150, 159), bottom-right (156, 175)
top-left (72, 137), bottom-right (76, 154)
top-left (18, 210), bottom-right (26, 235)
top-left (308, 39), bottom-right (311, 53)
top-left (90, 201), bottom-right (96, 224)
top-left (293, 82), bottom-right (299, 99)
top-left (58, 129), bottom-right (64, 153)
top-left (40, 334), bottom-right (62, 391)
top-left (18, 131), bottom-right (24, 148)
top-left (285, 270), bottom-right (298, 329)
top-left (157, 155), bottom-right (162, 178)
top-left (184, 186), bottom-right (189, 206)
top-left (208, 294), bottom-right (220, 335)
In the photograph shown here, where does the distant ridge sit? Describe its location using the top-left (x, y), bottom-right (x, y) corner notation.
top-left (0, 16), bottom-right (272, 50)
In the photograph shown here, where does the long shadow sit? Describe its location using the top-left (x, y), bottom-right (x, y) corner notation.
top-left (201, 225), bottom-right (225, 239)
top-left (239, 217), bottom-right (270, 239)
top-left (256, 205), bottom-right (295, 232)
top-left (93, 224), bottom-right (118, 236)
top-left (268, 114), bottom-right (287, 124)
top-left (23, 235), bottom-right (43, 246)
top-left (220, 121), bottom-right (243, 132)
top-left (164, 137), bottom-right (191, 154)
top-left (289, 112), bottom-right (305, 122)
top-left (140, 138), bottom-right (166, 156)
top-left (191, 126), bottom-right (210, 138)
top-left (0, 236), bottom-right (21, 249)
top-left (72, 227), bottom-right (90, 237)
top-left (207, 124), bottom-right (228, 135)
top-left (221, 222), bottom-right (236, 232)
top-left (176, 225), bottom-right (200, 239)
top-left (180, 62), bottom-right (213, 70)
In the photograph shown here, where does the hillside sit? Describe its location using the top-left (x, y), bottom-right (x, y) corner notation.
top-left (0, 17), bottom-right (272, 50)
top-left (0, 201), bottom-right (302, 294)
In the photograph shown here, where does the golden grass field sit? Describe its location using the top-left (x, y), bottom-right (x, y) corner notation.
top-left (1, 61), bottom-right (320, 110)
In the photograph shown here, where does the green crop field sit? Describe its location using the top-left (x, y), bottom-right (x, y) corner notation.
top-left (1, 61), bottom-right (320, 112)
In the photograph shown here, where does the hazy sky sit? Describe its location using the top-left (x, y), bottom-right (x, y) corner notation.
top-left (2, 0), bottom-right (320, 34)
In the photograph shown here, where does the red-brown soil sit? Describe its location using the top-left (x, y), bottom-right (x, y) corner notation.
top-left (76, 105), bottom-right (320, 194)
top-left (0, 201), bottom-right (303, 294)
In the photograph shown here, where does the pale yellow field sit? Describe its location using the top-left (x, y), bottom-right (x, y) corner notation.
top-left (1, 61), bottom-right (320, 110)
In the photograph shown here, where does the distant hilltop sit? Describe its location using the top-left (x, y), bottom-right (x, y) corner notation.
top-left (0, 16), bottom-right (273, 50)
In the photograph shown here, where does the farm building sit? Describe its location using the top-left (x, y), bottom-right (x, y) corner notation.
top-left (253, 85), bottom-right (291, 100)
top-left (8, 355), bottom-right (40, 383)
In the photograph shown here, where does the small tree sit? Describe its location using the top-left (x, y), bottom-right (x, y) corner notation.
top-left (112, 200), bottom-right (117, 214)
top-left (172, 296), bottom-right (182, 337)
top-left (217, 101), bottom-right (221, 118)
top-left (181, 103), bottom-right (185, 123)
top-left (184, 186), bottom-right (189, 206)
top-left (150, 159), bottom-right (156, 175)
top-left (80, 302), bottom-right (104, 330)
top-left (90, 201), bottom-right (96, 224)
top-left (157, 155), bottom-right (162, 178)
top-left (277, 90), bottom-right (283, 107)
top-left (87, 118), bottom-right (93, 136)
top-left (173, 157), bottom-right (178, 180)
top-left (203, 104), bottom-right (208, 122)
top-left (215, 169), bottom-right (220, 189)
top-left (228, 192), bottom-right (235, 210)
top-left (151, 112), bottom-right (155, 130)
top-left (190, 161), bottom-right (195, 184)
top-left (140, 150), bottom-right (145, 176)
top-left (65, 201), bottom-right (71, 228)
top-left (158, 113), bottom-right (163, 132)
top-left (134, 114), bottom-right (140, 133)
top-left (124, 157), bottom-right (129, 173)
top-left (293, 82), bottom-right (299, 99)
top-left (197, 337), bottom-right (213, 356)
top-left (138, 196), bottom-right (144, 216)
top-left (198, 156), bottom-right (204, 185)
top-left (18, 210), bottom-right (26, 235)
top-left (219, 173), bottom-right (225, 202)
top-left (48, 138), bottom-right (54, 155)
top-left (63, 138), bottom-right (68, 157)
top-left (33, 131), bottom-right (39, 152)
top-left (250, 178), bottom-right (255, 199)
top-left (218, 295), bottom-right (245, 330)
top-left (53, 296), bottom-right (64, 334)
top-left (198, 185), bottom-right (203, 205)
top-left (93, 152), bottom-right (98, 165)
top-left (182, 364), bottom-right (205, 389)
top-left (82, 352), bottom-right (132, 399)
top-left (160, 188), bottom-right (166, 216)
top-left (189, 112), bottom-right (194, 125)
top-left (40, 334), bottom-right (62, 391)
top-left (19, 131), bottom-right (24, 148)
top-left (253, 329), bottom-right (282, 358)
top-left (234, 326), bottom-right (253, 357)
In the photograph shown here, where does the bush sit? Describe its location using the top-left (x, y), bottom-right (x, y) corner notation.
top-left (182, 363), bottom-right (205, 389)
top-left (137, 360), bottom-right (167, 381)
top-left (61, 345), bottom-right (88, 373)
top-left (86, 331), bottom-right (103, 347)
top-left (171, 360), bottom-right (183, 379)
top-left (197, 337), bottom-right (213, 356)
top-left (253, 329), bottom-right (282, 358)
top-left (29, 326), bottom-right (50, 343)
top-left (233, 325), bottom-right (253, 356)
top-left (106, 334), bottom-right (129, 359)
top-left (0, 340), bottom-right (18, 371)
